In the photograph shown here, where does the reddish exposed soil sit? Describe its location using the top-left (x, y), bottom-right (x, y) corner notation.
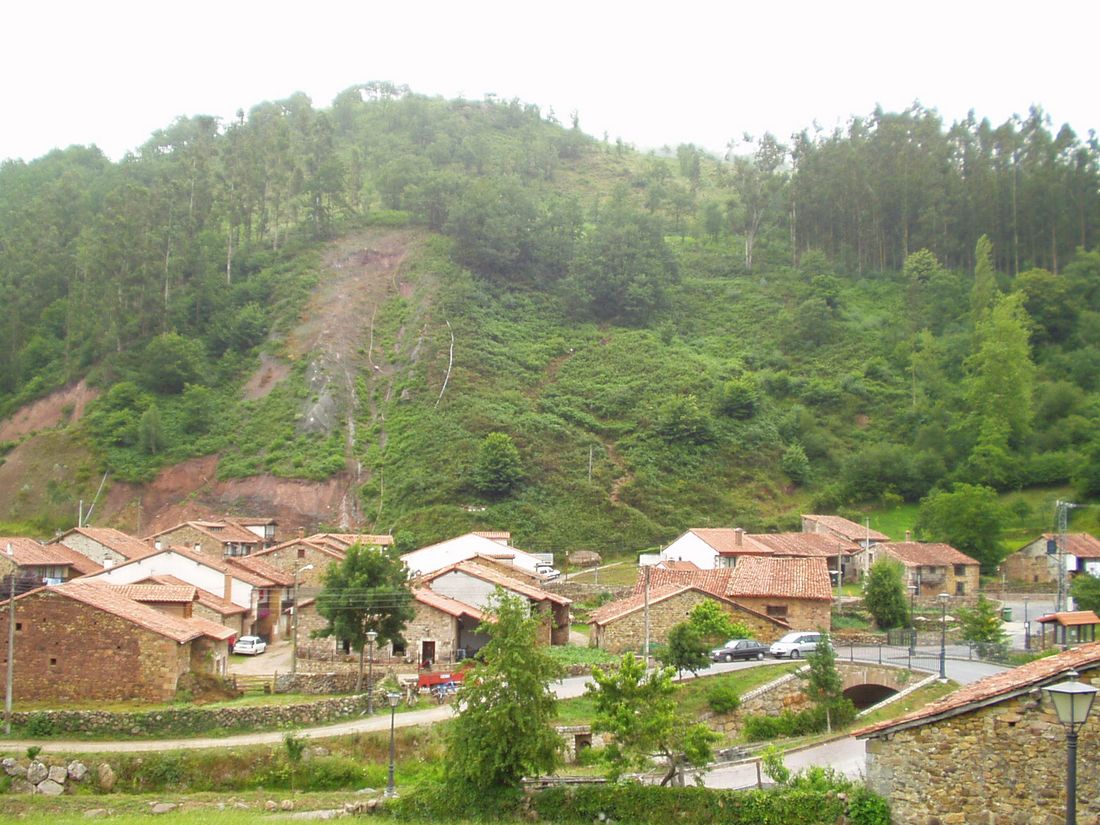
top-left (0, 380), bottom-right (98, 442)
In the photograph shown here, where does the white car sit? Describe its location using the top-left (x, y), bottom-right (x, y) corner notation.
top-left (535, 563), bottom-right (561, 580)
top-left (233, 635), bottom-right (267, 655)
top-left (768, 631), bottom-right (822, 659)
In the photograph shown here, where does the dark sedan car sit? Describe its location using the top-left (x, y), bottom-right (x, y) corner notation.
top-left (709, 639), bottom-right (768, 662)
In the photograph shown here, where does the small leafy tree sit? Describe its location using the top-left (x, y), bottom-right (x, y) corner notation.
top-left (686, 600), bottom-right (750, 645)
top-left (781, 443), bottom-right (811, 485)
top-left (472, 432), bottom-right (523, 496)
top-left (659, 622), bottom-right (710, 678)
top-left (315, 543), bottom-right (414, 691)
top-left (798, 632), bottom-right (849, 732)
top-left (863, 559), bottom-right (910, 629)
top-left (445, 592), bottom-right (564, 796)
top-left (588, 653), bottom-right (718, 786)
top-left (716, 376), bottom-right (760, 419)
top-left (1071, 574), bottom-right (1100, 613)
top-left (955, 594), bottom-right (1008, 659)
top-left (142, 332), bottom-right (205, 394)
top-left (138, 404), bottom-right (162, 455)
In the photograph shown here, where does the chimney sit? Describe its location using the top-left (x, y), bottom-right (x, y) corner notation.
top-left (905, 530), bottom-right (912, 543)
top-left (297, 527), bottom-right (305, 540)
top-left (194, 542), bottom-right (202, 554)
top-left (224, 572), bottom-right (233, 602)
top-left (734, 528), bottom-right (744, 547)
top-left (154, 539), bottom-right (162, 551)
top-left (5, 542), bottom-right (11, 557)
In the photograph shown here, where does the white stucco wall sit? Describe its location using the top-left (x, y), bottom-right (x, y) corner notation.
top-left (84, 551), bottom-right (253, 608)
top-left (659, 532), bottom-right (719, 569)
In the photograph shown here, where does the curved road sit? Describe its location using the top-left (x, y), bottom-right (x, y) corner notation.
top-left (2, 655), bottom-right (1005, 757)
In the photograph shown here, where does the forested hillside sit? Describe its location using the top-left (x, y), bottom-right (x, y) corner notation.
top-left (1, 85), bottom-right (1098, 560)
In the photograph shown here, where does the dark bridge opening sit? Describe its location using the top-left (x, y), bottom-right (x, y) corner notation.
top-left (844, 683), bottom-right (898, 709)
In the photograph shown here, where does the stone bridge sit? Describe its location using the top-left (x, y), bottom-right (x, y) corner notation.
top-left (836, 661), bottom-right (917, 708)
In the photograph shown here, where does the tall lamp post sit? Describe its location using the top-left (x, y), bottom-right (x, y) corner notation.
top-left (290, 563), bottom-right (314, 675)
top-left (1043, 673), bottom-right (1097, 825)
top-left (938, 592), bottom-right (950, 680)
top-left (909, 583), bottom-right (918, 656)
top-left (385, 691), bottom-right (401, 798)
top-left (366, 629), bottom-right (378, 715)
top-left (1024, 597), bottom-right (1031, 651)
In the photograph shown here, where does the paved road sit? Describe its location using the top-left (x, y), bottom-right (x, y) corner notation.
top-left (2, 655), bottom-right (1004, 756)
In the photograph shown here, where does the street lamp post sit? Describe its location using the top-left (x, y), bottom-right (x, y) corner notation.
top-left (385, 691), bottom-right (401, 798)
top-left (909, 584), bottom-right (918, 656)
top-left (366, 630), bottom-right (378, 715)
top-left (938, 592), bottom-right (950, 681)
top-left (1024, 597), bottom-right (1030, 651)
top-left (1043, 673), bottom-right (1097, 825)
top-left (290, 563), bottom-right (314, 676)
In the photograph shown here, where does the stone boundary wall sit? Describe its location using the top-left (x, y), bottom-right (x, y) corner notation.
top-left (9, 694), bottom-right (372, 737)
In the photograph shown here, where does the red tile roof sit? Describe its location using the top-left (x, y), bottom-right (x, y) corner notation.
top-left (252, 537), bottom-right (345, 561)
top-left (855, 641), bottom-right (1100, 738)
top-left (636, 567), bottom-right (735, 599)
top-left (100, 545), bottom-right (279, 588)
top-left (109, 584), bottom-right (197, 603)
top-left (412, 587), bottom-right (488, 621)
top-left (0, 537), bottom-right (102, 576)
top-left (802, 515), bottom-right (891, 543)
top-left (146, 575), bottom-right (247, 616)
top-left (750, 532), bottom-right (859, 558)
top-left (878, 542), bottom-right (979, 567)
top-left (312, 533), bottom-right (393, 548)
top-left (56, 527), bottom-right (155, 561)
top-left (589, 583), bottom-right (789, 629)
top-left (658, 560), bottom-right (701, 571)
top-left (228, 554), bottom-right (294, 586)
top-left (421, 561), bottom-right (571, 606)
top-left (727, 556), bottom-right (833, 601)
top-left (687, 528), bottom-right (770, 556)
top-left (48, 580), bottom-right (203, 643)
top-left (148, 520), bottom-right (260, 546)
top-left (1039, 533), bottom-right (1100, 559)
top-left (1037, 611), bottom-right (1100, 627)
top-left (473, 531), bottom-right (511, 542)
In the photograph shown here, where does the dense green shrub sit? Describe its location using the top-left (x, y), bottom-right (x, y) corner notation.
top-left (706, 683), bottom-right (741, 714)
top-left (741, 700), bottom-right (856, 741)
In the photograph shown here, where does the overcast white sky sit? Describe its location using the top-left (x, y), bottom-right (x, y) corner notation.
top-left (3, 1), bottom-right (1097, 163)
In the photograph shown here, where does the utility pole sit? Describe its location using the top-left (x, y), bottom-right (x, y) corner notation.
top-left (1055, 500), bottom-right (1078, 613)
top-left (643, 565), bottom-right (651, 669)
top-left (5, 552), bottom-right (16, 736)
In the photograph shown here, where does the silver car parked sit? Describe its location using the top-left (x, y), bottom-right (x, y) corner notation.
top-left (768, 631), bottom-right (822, 659)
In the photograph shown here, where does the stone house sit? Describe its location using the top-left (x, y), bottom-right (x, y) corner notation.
top-left (856, 540), bottom-right (981, 597)
top-left (291, 587), bottom-right (490, 668)
top-left (145, 574), bottom-right (249, 636)
top-left (146, 519), bottom-right (265, 558)
top-left (83, 545), bottom-right (290, 641)
top-left (800, 514), bottom-right (889, 549)
top-left (0, 579), bottom-right (234, 703)
top-left (51, 526), bottom-right (155, 568)
top-left (0, 536), bottom-right (102, 584)
top-left (638, 556), bottom-right (833, 631)
top-left (418, 561), bottom-right (571, 646)
top-left (1003, 533), bottom-right (1100, 585)
top-left (855, 642), bottom-right (1100, 825)
top-left (587, 584), bottom-right (790, 653)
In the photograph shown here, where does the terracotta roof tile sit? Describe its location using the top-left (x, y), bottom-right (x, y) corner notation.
top-left (421, 561), bottom-right (571, 606)
top-left (252, 538), bottom-right (345, 561)
top-left (50, 580), bottom-right (201, 643)
top-left (802, 515), bottom-right (891, 542)
top-left (109, 584), bottom-right (197, 603)
top-left (1037, 611), bottom-right (1100, 627)
top-left (228, 554), bottom-right (294, 586)
top-left (687, 528), bottom-right (772, 556)
top-left (727, 556), bottom-right (834, 601)
top-left (413, 587), bottom-right (488, 621)
top-left (597, 580), bottom-right (791, 629)
top-left (879, 542), bottom-right (979, 567)
top-left (855, 641), bottom-right (1100, 738)
top-left (0, 537), bottom-right (102, 576)
top-left (149, 520), bottom-right (260, 546)
top-left (147, 575), bottom-right (247, 616)
top-left (57, 527), bottom-right (155, 561)
top-left (1037, 533), bottom-right (1100, 559)
top-left (749, 533), bottom-right (859, 557)
top-left (635, 568), bottom-right (735, 599)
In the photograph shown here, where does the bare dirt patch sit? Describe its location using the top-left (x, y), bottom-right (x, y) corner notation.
top-left (0, 380), bottom-right (98, 442)
top-left (241, 354), bottom-right (291, 401)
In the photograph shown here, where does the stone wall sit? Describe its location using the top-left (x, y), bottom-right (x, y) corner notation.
top-left (8, 694), bottom-right (374, 737)
top-left (1003, 539), bottom-right (1055, 585)
top-left (733, 596), bottom-right (831, 632)
top-left (0, 589), bottom-right (191, 702)
top-left (255, 542), bottom-right (337, 588)
top-left (155, 525), bottom-right (221, 555)
top-left (865, 669), bottom-right (1100, 825)
top-left (58, 533), bottom-right (129, 567)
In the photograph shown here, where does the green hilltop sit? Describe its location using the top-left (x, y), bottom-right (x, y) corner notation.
top-left (1, 86), bottom-right (1099, 558)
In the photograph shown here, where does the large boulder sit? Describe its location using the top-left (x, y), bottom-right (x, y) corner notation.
top-left (37, 779), bottom-right (65, 796)
top-left (68, 760), bottom-right (88, 781)
top-left (2, 757), bottom-right (26, 777)
top-left (97, 763), bottom-right (116, 792)
top-left (26, 761), bottom-right (48, 784)
top-left (48, 765), bottom-right (68, 784)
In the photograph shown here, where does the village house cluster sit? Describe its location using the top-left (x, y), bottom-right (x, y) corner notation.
top-left (0, 514), bottom-right (1097, 705)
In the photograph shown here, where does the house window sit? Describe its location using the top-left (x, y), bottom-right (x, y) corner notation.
top-left (297, 547), bottom-right (305, 559)
top-left (956, 581), bottom-right (966, 595)
top-left (14, 623), bottom-right (21, 631)
top-left (49, 657), bottom-right (57, 666)
top-left (392, 641), bottom-right (406, 657)
top-left (766, 605), bottom-right (788, 619)
top-left (954, 565), bottom-right (966, 576)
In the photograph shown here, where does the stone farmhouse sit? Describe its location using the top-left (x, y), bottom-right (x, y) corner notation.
top-left (84, 544), bottom-right (293, 641)
top-left (1003, 532), bottom-right (1100, 586)
top-left (588, 584), bottom-right (790, 653)
top-left (416, 560), bottom-right (571, 648)
top-left (0, 536), bottom-right (102, 584)
top-left (0, 579), bottom-right (235, 703)
top-left (855, 539), bottom-right (981, 597)
top-left (800, 514), bottom-right (890, 548)
top-left (146, 519), bottom-right (266, 558)
top-left (250, 532), bottom-right (394, 589)
top-left (856, 642), bottom-right (1100, 825)
top-left (634, 555), bottom-right (833, 632)
top-left (51, 526), bottom-right (155, 568)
